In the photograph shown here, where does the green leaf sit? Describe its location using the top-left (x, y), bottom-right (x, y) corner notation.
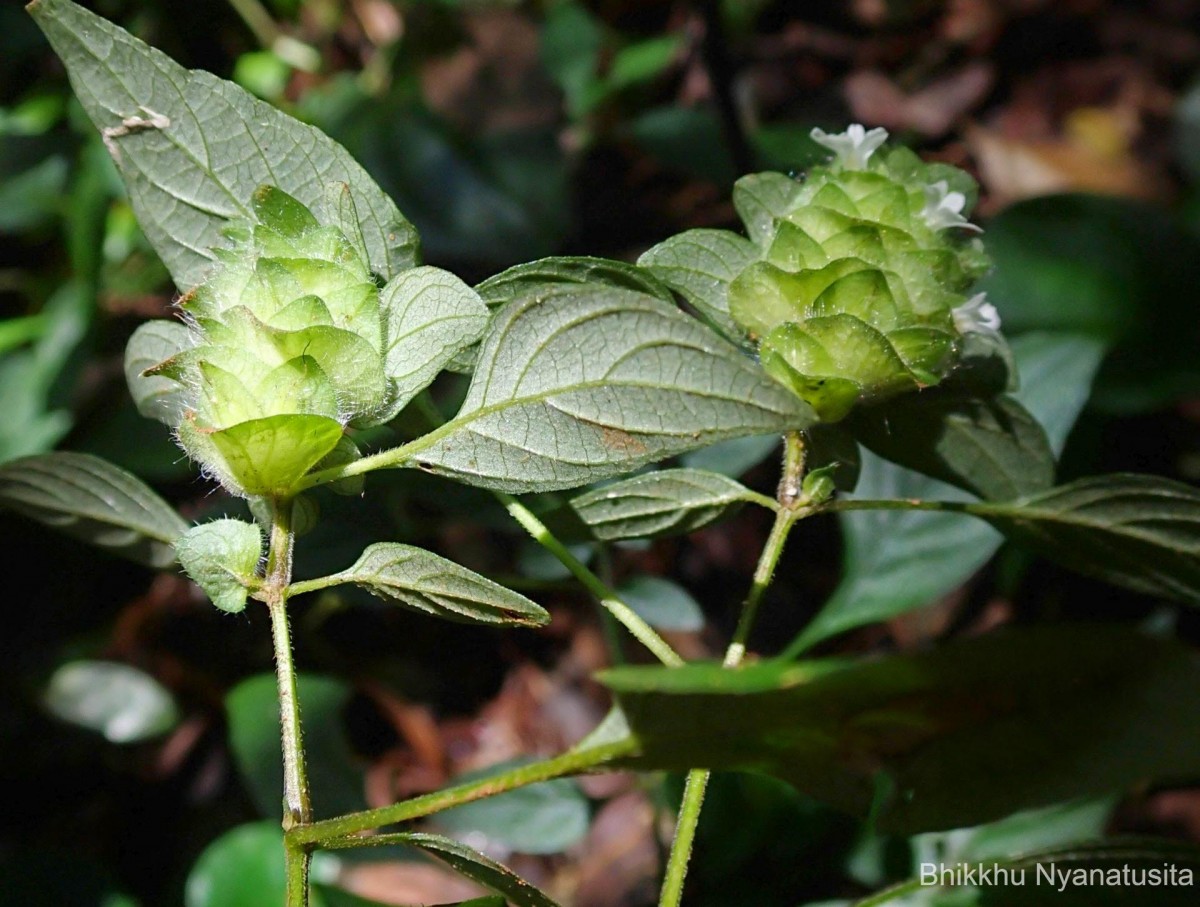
top-left (638, 228), bottom-right (758, 341)
top-left (793, 331), bottom-right (1102, 651)
top-left (207, 413), bottom-right (344, 497)
top-left (0, 451), bottom-right (187, 568)
top-left (226, 675), bottom-right (366, 820)
top-left (30, 0), bottom-right (418, 290)
top-left (602, 626), bottom-right (1200, 834)
top-left (410, 284), bottom-right (812, 493)
top-left (174, 519), bottom-right (263, 614)
top-left (571, 468), bottom-right (760, 540)
top-left (43, 660), bottom-right (180, 743)
top-left (377, 266), bottom-right (488, 420)
top-left (732, 171), bottom-right (804, 248)
top-left (434, 762), bottom-right (589, 854)
top-left (476, 256), bottom-right (676, 310)
top-left (374, 832), bottom-right (562, 907)
top-left (850, 393), bottom-right (1055, 501)
top-left (123, 320), bottom-right (195, 426)
top-left (615, 575), bottom-right (704, 631)
top-left (969, 475), bottom-right (1200, 606)
top-left (323, 543), bottom-right (550, 627)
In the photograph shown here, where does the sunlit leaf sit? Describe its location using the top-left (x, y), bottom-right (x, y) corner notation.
top-left (30, 0), bottom-right (418, 290)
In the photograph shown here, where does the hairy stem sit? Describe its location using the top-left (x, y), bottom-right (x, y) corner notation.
top-left (288, 736), bottom-right (635, 847)
top-left (659, 432), bottom-right (805, 907)
top-left (265, 497), bottom-right (312, 906)
top-left (498, 492), bottom-right (685, 668)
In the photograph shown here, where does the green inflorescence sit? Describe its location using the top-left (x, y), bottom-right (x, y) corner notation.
top-left (138, 184), bottom-right (390, 496)
top-left (728, 125), bottom-right (998, 422)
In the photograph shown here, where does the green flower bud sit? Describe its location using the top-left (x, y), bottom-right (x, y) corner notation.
top-left (727, 125), bottom-right (997, 422)
top-left (138, 184), bottom-right (392, 496)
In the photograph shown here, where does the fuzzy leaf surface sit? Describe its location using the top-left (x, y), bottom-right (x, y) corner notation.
top-left (174, 518), bottom-right (262, 613)
top-left (851, 392), bottom-right (1055, 501)
top-left (0, 451), bottom-right (186, 567)
top-left (30, 0), bottom-right (418, 290)
top-left (571, 467), bottom-right (759, 540)
top-left (378, 266), bottom-right (489, 420)
top-left (411, 284), bottom-right (812, 493)
top-left (328, 543), bottom-right (550, 626)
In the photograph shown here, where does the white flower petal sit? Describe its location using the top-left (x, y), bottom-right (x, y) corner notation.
top-left (810, 123), bottom-right (889, 170)
top-left (953, 293), bottom-right (1002, 335)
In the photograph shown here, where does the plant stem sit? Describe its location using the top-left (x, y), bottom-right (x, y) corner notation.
top-left (264, 497), bottom-right (312, 906)
top-left (498, 492), bottom-right (685, 668)
top-left (288, 736), bottom-right (635, 847)
top-left (658, 432), bottom-right (805, 907)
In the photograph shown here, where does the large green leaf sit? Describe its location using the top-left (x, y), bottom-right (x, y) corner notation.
top-left (970, 475), bottom-right (1200, 606)
top-left (602, 626), bottom-right (1200, 834)
top-left (409, 284), bottom-right (812, 493)
top-left (317, 543), bottom-right (550, 627)
top-left (791, 332), bottom-right (1103, 652)
top-left (347, 832), bottom-right (561, 907)
top-left (570, 467), bottom-right (763, 540)
top-left (30, 0), bottom-right (418, 290)
top-left (0, 451), bottom-right (187, 568)
top-left (850, 392), bottom-right (1054, 502)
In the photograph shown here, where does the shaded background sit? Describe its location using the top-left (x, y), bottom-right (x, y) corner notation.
top-left (2, 0), bottom-right (1200, 904)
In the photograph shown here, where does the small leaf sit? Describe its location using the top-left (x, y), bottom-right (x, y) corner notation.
top-left (174, 519), bottom-right (263, 614)
top-left (43, 660), bottom-right (180, 743)
top-left (615, 576), bottom-right (704, 631)
top-left (377, 832), bottom-right (562, 907)
top-left (970, 474), bottom-right (1200, 606)
top-left (377, 266), bottom-right (489, 421)
top-left (732, 171), bottom-right (804, 247)
top-left (226, 675), bottom-right (366, 820)
top-left (30, 0), bottom-right (418, 289)
top-left (571, 468), bottom-right (759, 540)
top-left (123, 320), bottom-right (195, 426)
top-left (0, 451), bottom-right (187, 568)
top-left (328, 543), bottom-right (550, 626)
top-left (850, 392), bottom-right (1055, 501)
top-left (410, 284), bottom-right (812, 493)
top-left (602, 626), bottom-right (1200, 834)
top-left (638, 228), bottom-right (758, 341)
top-left (206, 413), bottom-right (344, 497)
top-left (435, 762), bottom-right (589, 854)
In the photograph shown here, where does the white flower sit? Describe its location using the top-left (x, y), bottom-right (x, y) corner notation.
top-left (809, 124), bottom-right (888, 170)
top-left (922, 180), bottom-right (983, 233)
top-left (953, 293), bottom-right (1001, 336)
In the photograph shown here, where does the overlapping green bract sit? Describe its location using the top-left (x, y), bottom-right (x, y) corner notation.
top-left (644, 126), bottom-right (998, 422)
top-left (126, 184), bottom-right (485, 498)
